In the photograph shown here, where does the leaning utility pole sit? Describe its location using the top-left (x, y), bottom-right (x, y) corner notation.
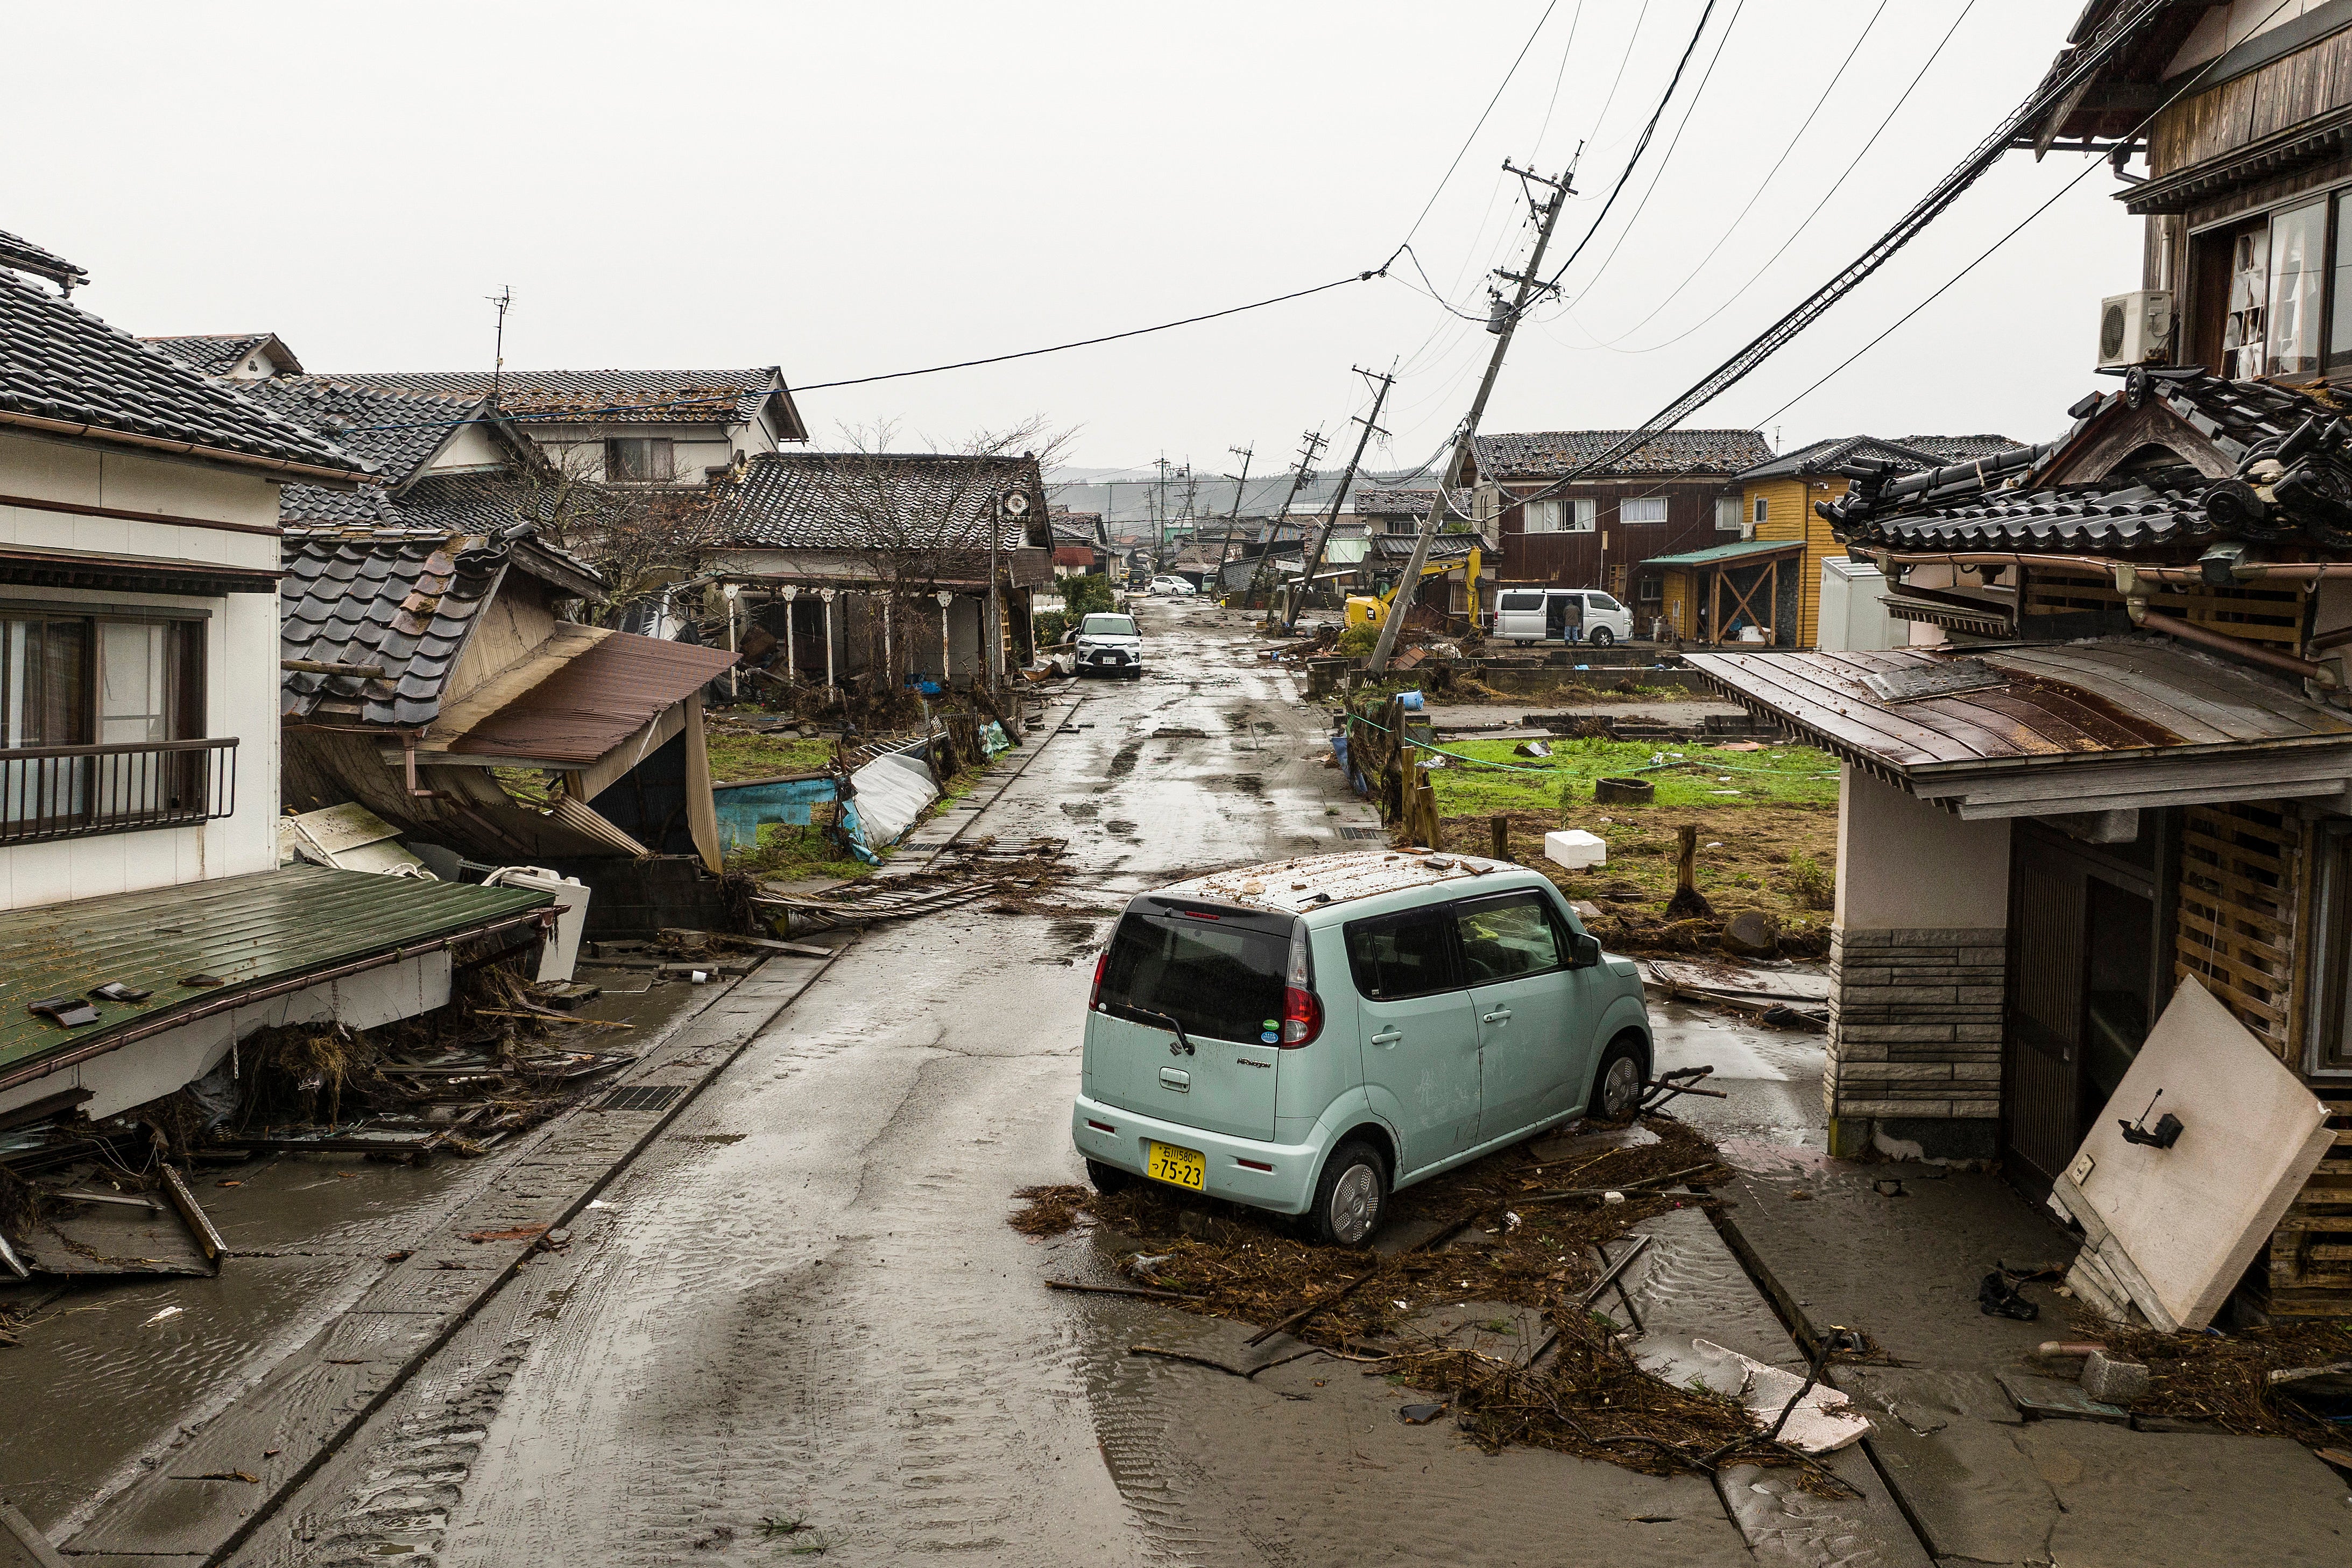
top-left (1369, 159), bottom-right (1573, 673)
top-left (1286, 363), bottom-right (1395, 632)
top-left (1244, 429), bottom-right (1329, 611)
top-left (1211, 444), bottom-right (1253, 588)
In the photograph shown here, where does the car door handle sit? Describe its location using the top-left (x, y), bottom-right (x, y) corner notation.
top-left (1482, 1008), bottom-right (1513, 1024)
top-left (1159, 1067), bottom-right (1190, 1091)
top-left (1370, 1028), bottom-right (1403, 1048)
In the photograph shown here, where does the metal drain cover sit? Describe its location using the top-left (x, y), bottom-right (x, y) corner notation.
top-left (599, 1084), bottom-right (688, 1113)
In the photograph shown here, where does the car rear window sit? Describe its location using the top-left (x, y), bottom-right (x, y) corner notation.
top-left (1344, 908), bottom-right (1462, 1000)
top-left (1499, 592), bottom-right (1544, 611)
top-left (1099, 910), bottom-right (1288, 1043)
top-left (1082, 615), bottom-right (1138, 635)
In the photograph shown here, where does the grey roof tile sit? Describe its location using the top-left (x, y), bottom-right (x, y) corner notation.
top-left (704, 451), bottom-right (1051, 552)
top-left (1473, 429), bottom-right (1772, 481)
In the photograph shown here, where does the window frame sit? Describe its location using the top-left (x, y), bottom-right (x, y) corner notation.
top-left (1715, 495), bottom-right (1743, 532)
top-left (2302, 820), bottom-right (2352, 1076)
top-left (604, 436), bottom-right (676, 483)
top-left (0, 605), bottom-right (206, 753)
top-left (1449, 888), bottom-right (1587, 984)
top-left (1343, 904), bottom-right (1467, 1002)
top-left (1619, 496), bottom-right (1668, 526)
top-left (2188, 189), bottom-right (2352, 385)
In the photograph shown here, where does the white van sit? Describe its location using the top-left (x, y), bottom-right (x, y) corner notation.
top-left (1493, 588), bottom-right (1633, 647)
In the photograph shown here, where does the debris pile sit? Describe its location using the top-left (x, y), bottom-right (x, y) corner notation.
top-left (1011, 1115), bottom-right (1850, 1487)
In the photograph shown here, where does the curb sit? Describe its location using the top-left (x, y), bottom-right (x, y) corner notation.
top-left (66, 948), bottom-right (845, 1565)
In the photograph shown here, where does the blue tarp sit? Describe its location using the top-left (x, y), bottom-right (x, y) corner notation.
top-left (712, 775), bottom-right (843, 857)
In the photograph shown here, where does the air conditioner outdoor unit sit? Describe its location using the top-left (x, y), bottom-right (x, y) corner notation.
top-left (2099, 289), bottom-right (2173, 368)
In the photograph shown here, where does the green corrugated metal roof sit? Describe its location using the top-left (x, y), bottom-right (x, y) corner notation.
top-left (1643, 539), bottom-right (1807, 568)
top-left (1, 865), bottom-right (550, 1080)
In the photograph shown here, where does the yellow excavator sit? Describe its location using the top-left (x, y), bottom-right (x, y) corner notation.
top-left (1344, 545), bottom-right (1482, 630)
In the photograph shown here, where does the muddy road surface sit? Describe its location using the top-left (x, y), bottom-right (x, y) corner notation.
top-left (67, 603), bottom-right (1753, 1567)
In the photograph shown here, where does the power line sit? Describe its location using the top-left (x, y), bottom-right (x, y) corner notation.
top-left (1501, 0), bottom-right (2215, 514)
top-left (1577, 1), bottom-right (1652, 160)
top-left (1600, 0), bottom-right (1975, 355)
top-left (1537, 0), bottom-right (1722, 298)
top-left (1562, 0), bottom-right (1749, 302)
top-left (1586, 0), bottom-right (1889, 341)
top-left (1392, 0), bottom-right (1564, 256)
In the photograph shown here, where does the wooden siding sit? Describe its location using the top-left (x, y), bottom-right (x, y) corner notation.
top-left (1741, 476), bottom-right (1852, 648)
top-left (1494, 481), bottom-right (1736, 589)
top-left (2152, 26), bottom-right (2352, 179)
top-left (1659, 567), bottom-right (1694, 639)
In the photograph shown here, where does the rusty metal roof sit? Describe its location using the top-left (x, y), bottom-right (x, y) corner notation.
top-left (1689, 637), bottom-right (2352, 811)
top-left (446, 632), bottom-right (738, 765)
top-left (0, 866), bottom-right (549, 1089)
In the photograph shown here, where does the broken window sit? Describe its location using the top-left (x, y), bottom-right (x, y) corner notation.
top-left (2223, 228), bottom-right (2269, 380)
top-left (2265, 198), bottom-right (2327, 377)
top-left (604, 437), bottom-right (675, 483)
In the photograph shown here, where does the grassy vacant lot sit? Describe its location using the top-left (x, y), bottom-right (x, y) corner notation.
top-left (1424, 736), bottom-right (1839, 951)
top-left (705, 731), bottom-right (834, 783)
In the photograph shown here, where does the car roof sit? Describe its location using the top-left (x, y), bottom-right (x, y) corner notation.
top-left (1151, 850), bottom-right (1535, 919)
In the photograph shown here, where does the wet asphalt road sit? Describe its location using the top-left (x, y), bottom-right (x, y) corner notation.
top-left (214, 603), bottom-right (1759, 1567)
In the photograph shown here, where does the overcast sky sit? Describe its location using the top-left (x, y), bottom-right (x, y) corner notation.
top-left (10, 1), bottom-right (2132, 475)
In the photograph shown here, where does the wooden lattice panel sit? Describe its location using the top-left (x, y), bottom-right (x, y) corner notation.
top-left (2022, 577), bottom-right (2307, 646)
top-left (2174, 801), bottom-right (2307, 1061)
top-left (2259, 1096), bottom-right (2352, 1318)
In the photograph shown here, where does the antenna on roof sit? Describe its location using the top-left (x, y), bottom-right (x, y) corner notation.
top-left (487, 286), bottom-right (513, 410)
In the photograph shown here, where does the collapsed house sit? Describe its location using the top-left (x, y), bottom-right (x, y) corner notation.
top-left (0, 231), bottom-right (559, 1139)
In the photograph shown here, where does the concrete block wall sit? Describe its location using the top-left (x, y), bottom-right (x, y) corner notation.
top-left (1827, 926), bottom-right (2005, 1159)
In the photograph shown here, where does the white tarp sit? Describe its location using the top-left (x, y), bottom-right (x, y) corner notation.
top-left (1636, 1337), bottom-right (1869, 1454)
top-left (2048, 976), bottom-right (2334, 1331)
top-left (847, 749), bottom-right (939, 852)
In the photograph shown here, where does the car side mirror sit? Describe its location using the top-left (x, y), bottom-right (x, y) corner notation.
top-left (1571, 933), bottom-right (1602, 968)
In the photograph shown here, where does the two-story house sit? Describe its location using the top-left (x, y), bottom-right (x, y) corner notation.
top-left (1684, 1), bottom-right (2352, 1324)
top-left (1467, 429), bottom-right (1771, 631)
top-left (0, 231), bottom-right (554, 1136)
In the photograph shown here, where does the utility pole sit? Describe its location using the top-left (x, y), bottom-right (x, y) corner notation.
top-left (1244, 429), bottom-right (1329, 613)
top-left (1370, 159), bottom-right (1574, 674)
top-left (1212, 444), bottom-right (1253, 591)
top-left (1154, 455), bottom-right (1173, 550)
top-left (1287, 363), bottom-right (1395, 632)
top-left (486, 286), bottom-right (512, 410)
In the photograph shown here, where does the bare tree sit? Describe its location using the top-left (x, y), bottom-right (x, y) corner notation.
top-left (502, 445), bottom-right (735, 626)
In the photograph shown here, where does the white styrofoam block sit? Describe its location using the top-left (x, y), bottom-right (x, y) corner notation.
top-left (1544, 829), bottom-right (1606, 870)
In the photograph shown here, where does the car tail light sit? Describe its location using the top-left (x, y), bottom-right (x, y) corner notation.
top-left (1280, 985), bottom-right (1322, 1047)
top-left (1090, 948), bottom-right (1109, 1009)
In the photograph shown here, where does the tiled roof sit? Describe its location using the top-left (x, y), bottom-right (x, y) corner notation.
top-left (0, 269), bottom-right (371, 478)
top-left (1475, 429), bottom-right (1771, 480)
top-left (705, 451), bottom-right (1050, 553)
top-left (281, 528), bottom-right (507, 726)
top-left (1366, 532), bottom-right (1488, 561)
top-left (144, 332), bottom-right (303, 378)
top-left (231, 375), bottom-right (480, 489)
top-left (1826, 370), bottom-right (2341, 557)
top-left (1895, 434), bottom-right (2026, 464)
top-left (331, 368), bottom-right (799, 433)
top-left (0, 228), bottom-right (88, 291)
top-left (1741, 436), bottom-right (1942, 482)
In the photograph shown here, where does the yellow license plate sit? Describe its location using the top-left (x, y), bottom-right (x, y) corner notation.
top-left (1146, 1140), bottom-right (1206, 1190)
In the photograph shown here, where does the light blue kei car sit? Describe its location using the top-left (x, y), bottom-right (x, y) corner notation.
top-left (1070, 850), bottom-right (1654, 1246)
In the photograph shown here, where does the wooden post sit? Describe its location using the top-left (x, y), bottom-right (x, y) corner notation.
top-left (1489, 814), bottom-right (1510, 862)
top-left (1667, 822), bottom-right (1714, 920)
top-left (1710, 569), bottom-right (1723, 646)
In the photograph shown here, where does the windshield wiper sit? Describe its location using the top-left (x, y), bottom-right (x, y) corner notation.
top-left (1127, 1007), bottom-right (1195, 1056)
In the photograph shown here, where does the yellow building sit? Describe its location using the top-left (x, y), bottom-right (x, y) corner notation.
top-left (1734, 436), bottom-right (2021, 647)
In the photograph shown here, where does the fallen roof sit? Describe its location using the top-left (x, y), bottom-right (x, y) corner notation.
top-left (1157, 850), bottom-right (1523, 916)
top-left (444, 631), bottom-right (739, 765)
top-left (1643, 538), bottom-right (1805, 568)
top-left (1474, 429), bottom-right (1772, 480)
top-left (0, 269), bottom-right (371, 483)
top-left (1687, 637), bottom-right (2352, 817)
top-left (0, 865), bottom-right (549, 1091)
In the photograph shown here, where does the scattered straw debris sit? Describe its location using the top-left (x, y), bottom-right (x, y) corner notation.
top-left (2086, 1316), bottom-right (2352, 1443)
top-left (1009, 1118), bottom-right (1837, 1485)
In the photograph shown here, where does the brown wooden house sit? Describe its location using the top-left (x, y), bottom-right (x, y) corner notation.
top-left (1465, 429), bottom-right (1769, 626)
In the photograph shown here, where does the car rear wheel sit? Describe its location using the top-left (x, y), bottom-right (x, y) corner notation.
top-left (1592, 1036), bottom-right (1647, 1121)
top-left (1085, 1159), bottom-right (1133, 1195)
top-left (1589, 626), bottom-right (1615, 647)
top-left (1309, 1138), bottom-right (1388, 1247)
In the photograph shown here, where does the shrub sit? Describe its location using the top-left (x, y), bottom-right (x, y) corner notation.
top-left (1786, 851), bottom-right (1834, 910)
top-left (1033, 609), bottom-right (1071, 646)
top-left (1063, 574), bottom-right (1115, 617)
top-left (1335, 623), bottom-right (1379, 657)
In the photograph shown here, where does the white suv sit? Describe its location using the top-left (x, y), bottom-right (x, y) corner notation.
top-left (1075, 611), bottom-right (1143, 679)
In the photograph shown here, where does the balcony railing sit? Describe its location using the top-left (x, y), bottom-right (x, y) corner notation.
top-left (0, 738), bottom-right (238, 846)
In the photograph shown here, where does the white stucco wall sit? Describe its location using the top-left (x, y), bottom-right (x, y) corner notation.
top-left (0, 430), bottom-right (285, 910)
top-left (1834, 766), bottom-right (2011, 931)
